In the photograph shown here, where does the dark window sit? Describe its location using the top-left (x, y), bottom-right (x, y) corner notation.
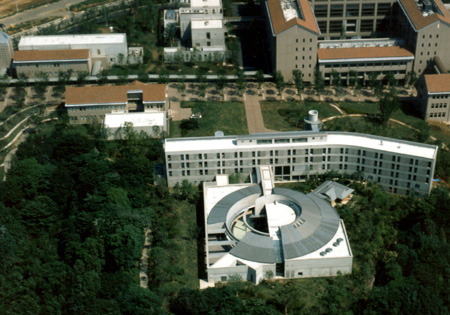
top-left (377, 3), bottom-right (391, 16)
top-left (346, 4), bottom-right (359, 17)
top-left (362, 4), bottom-right (375, 16)
top-left (315, 5), bottom-right (328, 17)
top-left (330, 5), bottom-right (344, 17)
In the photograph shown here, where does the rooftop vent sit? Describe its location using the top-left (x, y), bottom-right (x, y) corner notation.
top-left (325, 248), bottom-right (333, 253)
top-left (320, 251), bottom-right (327, 256)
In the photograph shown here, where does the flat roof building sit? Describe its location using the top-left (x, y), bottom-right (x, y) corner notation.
top-left (164, 131), bottom-right (438, 196)
top-left (104, 112), bottom-right (167, 139)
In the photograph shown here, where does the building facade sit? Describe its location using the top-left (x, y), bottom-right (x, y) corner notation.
top-left (65, 81), bottom-right (166, 124)
top-left (397, 0), bottom-right (450, 75)
top-left (310, 0), bottom-right (395, 39)
top-left (264, 0), bottom-right (450, 85)
top-left (13, 49), bottom-right (91, 78)
top-left (265, 0), bottom-right (320, 82)
top-left (164, 131), bottom-right (438, 196)
top-left (317, 45), bottom-right (414, 84)
top-left (418, 73), bottom-right (450, 122)
top-left (0, 30), bottom-right (13, 73)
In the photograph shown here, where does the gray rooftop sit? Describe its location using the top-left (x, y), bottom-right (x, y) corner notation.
top-left (312, 181), bottom-right (354, 203)
top-left (207, 185), bottom-right (341, 263)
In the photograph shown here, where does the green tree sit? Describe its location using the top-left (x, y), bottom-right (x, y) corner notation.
top-left (274, 71), bottom-right (286, 99)
top-left (236, 69), bottom-right (247, 97)
top-left (158, 69), bottom-right (170, 84)
top-left (385, 72), bottom-right (397, 87)
top-left (406, 70), bottom-right (418, 93)
top-left (255, 70), bottom-right (264, 95)
top-left (368, 72), bottom-right (378, 92)
top-left (77, 71), bottom-right (89, 86)
top-left (314, 70), bottom-right (325, 95)
top-left (378, 87), bottom-right (399, 125)
top-left (292, 69), bottom-right (304, 99)
top-left (216, 69), bottom-right (228, 101)
top-left (33, 72), bottom-right (49, 101)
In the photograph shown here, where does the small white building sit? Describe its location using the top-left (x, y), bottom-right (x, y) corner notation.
top-left (104, 112), bottom-right (167, 139)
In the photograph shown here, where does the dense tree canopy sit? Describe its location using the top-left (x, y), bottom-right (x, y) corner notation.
top-left (0, 118), bottom-right (449, 314)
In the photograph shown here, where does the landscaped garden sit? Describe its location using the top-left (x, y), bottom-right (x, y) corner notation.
top-left (170, 101), bottom-right (248, 138)
top-left (260, 100), bottom-right (343, 131)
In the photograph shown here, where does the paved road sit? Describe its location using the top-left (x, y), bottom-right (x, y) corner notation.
top-left (0, 0), bottom-right (87, 26)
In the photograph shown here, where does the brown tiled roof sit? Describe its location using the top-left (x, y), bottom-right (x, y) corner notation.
top-left (398, 0), bottom-right (450, 30)
top-left (318, 46), bottom-right (414, 60)
top-left (14, 49), bottom-right (90, 62)
top-left (65, 81), bottom-right (166, 105)
top-left (266, 0), bottom-right (319, 35)
top-left (424, 74), bottom-right (450, 93)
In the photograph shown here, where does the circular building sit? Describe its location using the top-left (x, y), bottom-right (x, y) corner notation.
top-left (204, 167), bottom-right (353, 284)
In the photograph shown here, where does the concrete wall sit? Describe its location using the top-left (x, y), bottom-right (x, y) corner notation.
top-left (15, 60), bottom-right (91, 78)
top-left (67, 104), bottom-right (126, 124)
top-left (271, 26), bottom-right (318, 83)
top-left (413, 23), bottom-right (450, 75)
top-left (285, 256), bottom-right (353, 278)
top-left (191, 27), bottom-right (225, 48)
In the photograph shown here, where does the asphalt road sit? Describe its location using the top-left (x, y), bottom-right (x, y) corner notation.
top-left (0, 0), bottom-right (87, 27)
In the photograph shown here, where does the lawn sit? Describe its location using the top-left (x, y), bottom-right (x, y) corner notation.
top-left (260, 100), bottom-right (343, 131)
top-left (323, 116), bottom-right (423, 142)
top-left (170, 101), bottom-right (248, 137)
top-left (339, 101), bottom-right (379, 115)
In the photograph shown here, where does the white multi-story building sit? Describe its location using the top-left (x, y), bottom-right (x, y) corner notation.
top-left (164, 131), bottom-right (438, 196)
top-left (18, 34), bottom-right (130, 68)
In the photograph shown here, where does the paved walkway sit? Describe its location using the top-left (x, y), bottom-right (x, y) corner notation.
top-left (244, 93), bottom-right (276, 134)
top-left (167, 85), bottom-right (192, 121)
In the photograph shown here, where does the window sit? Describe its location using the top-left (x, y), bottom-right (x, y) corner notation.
top-left (346, 4), bottom-right (359, 17)
top-left (315, 5), bottom-right (328, 17)
top-left (330, 5), bottom-right (343, 17)
top-left (206, 32), bottom-right (211, 39)
top-left (362, 4), bottom-right (375, 16)
top-left (329, 20), bottom-right (343, 33)
top-left (377, 3), bottom-right (390, 15)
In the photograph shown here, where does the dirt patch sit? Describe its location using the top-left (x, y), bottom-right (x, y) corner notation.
top-left (429, 121), bottom-right (450, 138)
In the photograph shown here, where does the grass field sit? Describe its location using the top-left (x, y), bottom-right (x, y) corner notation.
top-left (339, 101), bottom-right (379, 115)
top-left (323, 116), bottom-right (422, 142)
top-left (260, 100), bottom-right (342, 131)
top-left (170, 101), bottom-right (248, 138)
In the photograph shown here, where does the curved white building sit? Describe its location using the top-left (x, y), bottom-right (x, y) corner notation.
top-left (164, 131), bottom-right (438, 196)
